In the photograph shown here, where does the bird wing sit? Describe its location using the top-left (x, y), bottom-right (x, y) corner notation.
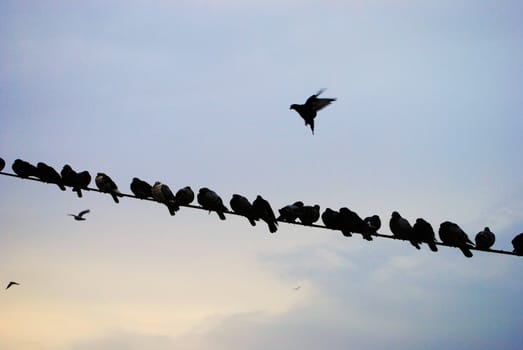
top-left (6, 281), bottom-right (19, 289)
top-left (78, 209), bottom-right (90, 217)
top-left (310, 97), bottom-right (336, 112)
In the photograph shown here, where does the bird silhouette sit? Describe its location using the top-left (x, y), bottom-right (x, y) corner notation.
top-left (95, 172), bottom-right (121, 203)
top-left (294, 286), bottom-right (301, 290)
top-left (197, 188), bottom-right (228, 220)
top-left (130, 177), bottom-right (153, 199)
top-left (230, 194), bottom-right (257, 226)
top-left (512, 233), bottom-right (523, 255)
top-left (321, 208), bottom-right (342, 231)
top-left (412, 218), bottom-right (438, 252)
top-left (475, 227), bottom-right (495, 250)
top-left (298, 204), bottom-right (321, 225)
top-left (439, 221), bottom-right (475, 258)
top-left (364, 215), bottom-right (381, 234)
top-left (6, 281), bottom-right (19, 290)
top-left (12, 159), bottom-right (39, 178)
top-left (277, 201), bottom-right (304, 223)
top-left (68, 209), bottom-right (90, 221)
top-left (174, 186), bottom-right (195, 206)
top-left (290, 89), bottom-right (336, 135)
top-left (389, 212), bottom-right (420, 249)
top-left (339, 207), bottom-right (373, 240)
top-left (60, 164), bottom-right (90, 197)
top-left (0, 157), bottom-right (5, 171)
top-left (252, 195), bottom-right (278, 233)
top-left (36, 162), bottom-right (66, 191)
top-left (151, 182), bottom-right (179, 215)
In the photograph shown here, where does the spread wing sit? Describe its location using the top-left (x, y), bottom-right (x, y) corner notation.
top-left (78, 209), bottom-right (90, 217)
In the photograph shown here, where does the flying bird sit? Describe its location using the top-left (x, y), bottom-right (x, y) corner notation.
top-left (230, 194), bottom-right (257, 226)
top-left (12, 159), bottom-right (39, 178)
top-left (151, 182), bottom-right (179, 215)
top-left (197, 187), bottom-right (228, 220)
top-left (298, 204), bottom-right (321, 225)
top-left (68, 209), bottom-right (90, 221)
top-left (277, 201), bottom-right (304, 223)
top-left (252, 195), bottom-right (278, 233)
top-left (412, 218), bottom-right (438, 252)
top-left (512, 233), bottom-right (523, 255)
top-left (294, 286), bottom-right (301, 290)
top-left (130, 177), bottom-right (153, 199)
top-left (95, 172), bottom-right (121, 203)
top-left (0, 157), bottom-right (5, 171)
top-left (389, 211), bottom-right (420, 249)
top-left (474, 227), bottom-right (495, 250)
top-left (6, 281), bottom-right (19, 290)
top-left (174, 186), bottom-right (195, 206)
top-left (339, 207), bottom-right (373, 240)
top-left (439, 221), bottom-right (475, 258)
top-left (36, 162), bottom-right (66, 191)
top-left (290, 89), bottom-right (336, 135)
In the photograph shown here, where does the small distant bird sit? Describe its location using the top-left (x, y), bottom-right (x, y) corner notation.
top-left (95, 172), bottom-right (121, 203)
top-left (197, 187), bottom-right (228, 220)
top-left (0, 157), bottom-right (5, 171)
top-left (475, 227), bottom-right (495, 250)
top-left (6, 281), bottom-right (19, 290)
top-left (151, 182), bottom-right (179, 215)
top-left (277, 201), bottom-right (304, 223)
top-left (321, 208), bottom-right (342, 231)
top-left (439, 221), bottom-right (475, 258)
top-left (230, 194), bottom-right (257, 226)
top-left (12, 159), bottom-right (39, 178)
top-left (339, 207), bottom-right (373, 240)
top-left (298, 204), bottom-right (321, 225)
top-left (512, 233), bottom-right (523, 255)
top-left (68, 209), bottom-right (90, 221)
top-left (290, 89), bottom-right (336, 135)
top-left (252, 195), bottom-right (278, 233)
top-left (389, 211), bottom-right (420, 249)
top-left (412, 218), bottom-right (438, 252)
top-left (294, 286), bottom-right (301, 290)
top-left (364, 215), bottom-right (381, 234)
top-left (130, 177), bottom-right (153, 199)
top-left (36, 162), bottom-right (66, 191)
top-left (174, 186), bottom-right (195, 206)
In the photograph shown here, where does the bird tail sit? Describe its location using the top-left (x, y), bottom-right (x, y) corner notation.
top-left (362, 232), bottom-right (373, 241)
top-left (410, 240), bottom-right (421, 250)
top-left (74, 187), bottom-right (83, 198)
top-left (110, 192), bottom-right (120, 204)
top-left (459, 246), bottom-right (473, 258)
top-left (248, 217), bottom-right (257, 226)
top-left (57, 183), bottom-right (66, 191)
top-left (268, 221), bottom-right (278, 233)
top-left (217, 211), bottom-right (226, 220)
top-left (428, 242), bottom-right (438, 252)
top-left (341, 229), bottom-right (352, 237)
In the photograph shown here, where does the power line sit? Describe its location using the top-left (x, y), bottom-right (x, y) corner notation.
top-left (0, 170), bottom-right (520, 257)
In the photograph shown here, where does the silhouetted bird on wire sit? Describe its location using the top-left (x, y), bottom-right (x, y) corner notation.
top-left (12, 159), bottom-right (38, 178)
top-left (61, 164), bottom-right (91, 197)
top-left (0, 157), bottom-right (5, 171)
top-left (252, 195), bottom-right (278, 233)
top-left (36, 162), bottom-right (66, 191)
top-left (277, 201), bottom-right (304, 223)
top-left (290, 89), bottom-right (336, 135)
top-left (364, 215), bottom-right (381, 234)
top-left (339, 207), bottom-right (373, 240)
top-left (151, 182), bottom-right (179, 215)
top-left (68, 209), bottom-right (90, 221)
top-left (174, 186), bottom-right (195, 206)
top-left (197, 188), bottom-right (228, 220)
top-left (321, 208), bottom-right (342, 231)
top-left (6, 281), bottom-right (19, 290)
top-left (130, 177), bottom-right (153, 199)
top-left (95, 173), bottom-right (121, 203)
top-left (389, 211), bottom-right (420, 249)
top-left (474, 227), bottom-right (495, 250)
top-left (230, 194), bottom-right (257, 226)
top-left (412, 218), bottom-right (438, 252)
top-left (512, 233), bottom-right (523, 255)
top-left (439, 221), bottom-right (475, 258)
top-left (298, 204), bottom-right (321, 225)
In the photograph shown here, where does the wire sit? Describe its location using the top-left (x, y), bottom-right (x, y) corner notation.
top-left (0, 170), bottom-right (520, 257)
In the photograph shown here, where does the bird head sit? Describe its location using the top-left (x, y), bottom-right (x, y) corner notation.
top-left (290, 104), bottom-right (298, 110)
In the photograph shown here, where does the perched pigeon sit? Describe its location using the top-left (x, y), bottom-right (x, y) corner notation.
top-left (36, 162), bottom-right (66, 191)
top-left (0, 157), bottom-right (5, 171)
top-left (339, 207), bottom-right (373, 240)
top-left (364, 215), bottom-right (381, 234)
top-left (130, 177), bottom-right (153, 199)
top-left (475, 227), bottom-right (495, 250)
top-left (77, 171), bottom-right (92, 193)
top-left (439, 221), bottom-right (475, 258)
top-left (298, 204), bottom-right (321, 225)
top-left (321, 208), bottom-right (342, 231)
top-left (197, 187), bottom-right (228, 220)
top-left (412, 218), bottom-right (438, 252)
top-left (252, 195), bottom-right (278, 233)
top-left (68, 209), bottom-right (90, 221)
top-left (230, 194), bottom-right (257, 226)
top-left (512, 233), bottom-right (523, 255)
top-left (277, 201), bottom-right (304, 223)
top-left (389, 212), bottom-right (420, 249)
top-left (95, 172), bottom-right (121, 203)
top-left (61, 164), bottom-right (89, 197)
top-left (290, 89), bottom-right (336, 135)
top-left (6, 281), bottom-right (19, 290)
top-left (12, 159), bottom-right (38, 178)
top-left (174, 186), bottom-right (195, 206)
top-left (151, 182), bottom-right (179, 215)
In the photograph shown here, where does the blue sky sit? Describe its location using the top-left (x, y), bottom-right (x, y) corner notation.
top-left (1, 1), bottom-right (522, 349)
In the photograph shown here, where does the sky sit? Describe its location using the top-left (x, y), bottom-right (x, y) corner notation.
top-left (1, 0), bottom-right (522, 349)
